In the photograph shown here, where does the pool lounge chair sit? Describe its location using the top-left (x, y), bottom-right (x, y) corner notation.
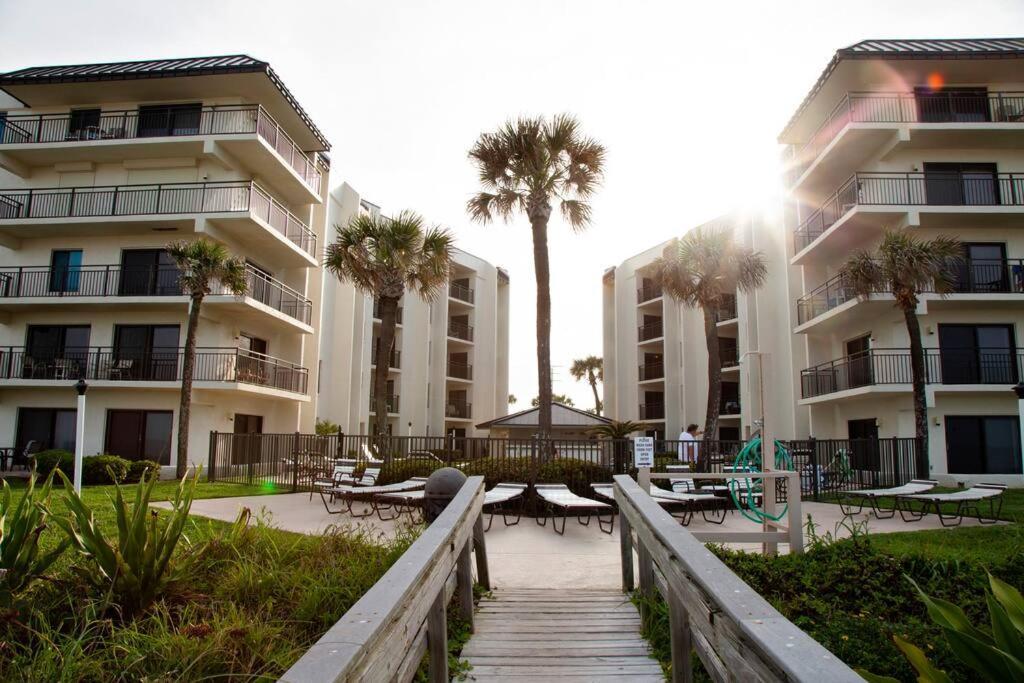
top-left (319, 478), bottom-right (427, 516)
top-left (592, 483), bottom-right (725, 526)
top-left (373, 488), bottom-right (427, 521)
top-left (896, 483), bottom-right (1007, 527)
top-left (535, 484), bottom-right (614, 535)
top-left (838, 479), bottom-right (939, 519)
top-left (483, 483), bottom-right (528, 531)
top-left (310, 458), bottom-right (359, 500)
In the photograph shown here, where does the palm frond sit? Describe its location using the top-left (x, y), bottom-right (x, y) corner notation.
top-left (166, 238), bottom-right (247, 297)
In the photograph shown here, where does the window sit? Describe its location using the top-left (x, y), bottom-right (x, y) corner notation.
top-left (49, 249), bottom-right (82, 293)
top-left (113, 325), bottom-right (180, 380)
top-left (105, 410), bottom-right (173, 464)
top-left (67, 108), bottom-right (101, 140)
top-left (119, 249), bottom-right (181, 296)
top-left (938, 324), bottom-right (1017, 384)
top-left (945, 416), bottom-right (1022, 474)
top-left (136, 103), bottom-right (202, 138)
top-left (924, 162), bottom-right (999, 206)
top-left (720, 382), bottom-right (740, 414)
top-left (914, 86), bottom-right (990, 123)
top-left (24, 325), bottom-right (90, 379)
top-left (956, 243), bottom-right (1009, 293)
top-left (16, 408), bottom-right (77, 452)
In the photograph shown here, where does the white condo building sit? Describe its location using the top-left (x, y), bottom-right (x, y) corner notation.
top-left (602, 213), bottom-right (796, 443)
top-left (0, 56), bottom-right (330, 470)
top-left (318, 183), bottom-right (510, 437)
top-left (782, 37), bottom-right (1024, 484)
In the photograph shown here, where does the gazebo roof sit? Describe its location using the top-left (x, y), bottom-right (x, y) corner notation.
top-left (476, 402), bottom-right (611, 429)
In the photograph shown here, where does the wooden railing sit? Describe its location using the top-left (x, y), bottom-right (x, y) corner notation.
top-left (280, 476), bottom-right (489, 683)
top-left (614, 474), bottom-right (861, 682)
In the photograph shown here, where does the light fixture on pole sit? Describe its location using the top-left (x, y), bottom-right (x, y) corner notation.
top-left (73, 378), bottom-right (88, 494)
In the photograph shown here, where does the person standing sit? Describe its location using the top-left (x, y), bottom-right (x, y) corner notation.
top-left (677, 423), bottom-right (701, 465)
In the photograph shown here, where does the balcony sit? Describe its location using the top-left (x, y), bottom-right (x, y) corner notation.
top-left (796, 258), bottom-right (1024, 329)
top-left (638, 320), bottom-right (663, 342)
top-left (447, 361), bottom-right (473, 380)
top-left (639, 362), bottom-right (664, 381)
top-left (0, 262), bottom-right (313, 329)
top-left (371, 347), bottom-right (401, 370)
top-left (372, 301), bottom-right (403, 325)
top-left (369, 394), bottom-right (400, 414)
top-left (448, 321), bottom-right (474, 342)
top-left (800, 348), bottom-right (1024, 400)
top-left (0, 106), bottom-right (322, 203)
top-left (0, 181), bottom-right (317, 267)
top-left (785, 91), bottom-right (1024, 190)
top-left (793, 172), bottom-right (1024, 262)
top-left (719, 398), bottom-right (741, 416)
top-left (0, 346), bottom-right (307, 394)
top-left (639, 403), bottom-right (664, 420)
top-left (449, 282), bottom-right (475, 304)
top-left (637, 283), bottom-right (663, 304)
top-left (445, 401), bottom-right (472, 419)
top-left (715, 296), bottom-right (738, 323)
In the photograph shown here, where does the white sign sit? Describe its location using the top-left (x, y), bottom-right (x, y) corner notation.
top-left (634, 437), bottom-right (654, 468)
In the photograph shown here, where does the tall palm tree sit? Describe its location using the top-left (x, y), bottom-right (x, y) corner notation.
top-left (591, 419), bottom-right (645, 474)
top-left (570, 355), bottom-right (604, 415)
top-left (467, 115), bottom-right (605, 437)
top-left (842, 230), bottom-right (962, 473)
top-left (654, 225), bottom-right (766, 469)
top-left (167, 238), bottom-right (247, 478)
top-left (508, 394), bottom-right (518, 406)
top-left (325, 211), bottom-right (453, 437)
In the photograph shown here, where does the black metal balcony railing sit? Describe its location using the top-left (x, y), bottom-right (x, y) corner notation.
top-left (638, 320), bottom-right (663, 341)
top-left (794, 172), bottom-right (1024, 252)
top-left (369, 394), bottom-right (400, 414)
top-left (372, 301), bottom-right (403, 324)
top-left (445, 401), bottom-right (472, 419)
top-left (371, 347), bottom-right (401, 369)
top-left (715, 296), bottom-right (738, 323)
top-left (639, 362), bottom-right (664, 381)
top-left (0, 181), bottom-right (317, 258)
top-left (0, 105), bottom-right (322, 192)
top-left (639, 403), bottom-right (665, 420)
top-left (449, 282), bottom-right (475, 304)
top-left (797, 258), bottom-right (1024, 325)
top-left (447, 361), bottom-right (473, 380)
top-left (0, 263), bottom-right (313, 324)
top-left (448, 321), bottom-right (474, 342)
top-left (800, 347), bottom-right (1024, 398)
top-left (786, 91), bottom-right (1024, 182)
top-left (720, 399), bottom-right (741, 415)
top-left (637, 283), bottom-right (663, 303)
top-left (0, 346), bottom-right (307, 393)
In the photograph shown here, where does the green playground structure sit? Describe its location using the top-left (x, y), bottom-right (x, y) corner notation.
top-left (727, 436), bottom-right (794, 524)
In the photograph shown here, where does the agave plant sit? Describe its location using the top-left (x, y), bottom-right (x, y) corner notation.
top-left (0, 471), bottom-right (68, 603)
top-left (861, 573), bottom-right (1024, 682)
top-left (52, 469), bottom-right (200, 615)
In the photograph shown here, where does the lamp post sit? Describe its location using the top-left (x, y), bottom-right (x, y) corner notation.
top-left (1014, 383), bottom-right (1024, 470)
top-left (73, 378), bottom-right (88, 494)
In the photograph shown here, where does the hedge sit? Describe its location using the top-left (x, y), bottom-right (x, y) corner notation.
top-left (30, 450), bottom-right (138, 485)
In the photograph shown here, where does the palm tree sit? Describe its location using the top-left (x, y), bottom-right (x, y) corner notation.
top-left (467, 115), bottom-right (605, 438)
top-left (570, 355), bottom-right (604, 415)
top-left (654, 225), bottom-right (766, 469)
top-left (530, 393), bottom-right (574, 408)
top-left (167, 238), bottom-right (247, 478)
top-left (325, 210), bottom-right (453, 437)
top-left (842, 230), bottom-right (962, 472)
top-left (591, 419), bottom-right (646, 474)
top-left (508, 394), bottom-right (518, 406)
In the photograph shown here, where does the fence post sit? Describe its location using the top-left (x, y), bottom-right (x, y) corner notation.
top-left (637, 542), bottom-right (654, 629)
top-left (619, 508), bottom-right (634, 592)
top-left (893, 436), bottom-right (902, 484)
top-left (336, 427), bottom-right (344, 459)
top-left (456, 538), bottom-right (474, 632)
top-left (208, 431), bottom-right (217, 482)
top-left (426, 591), bottom-right (448, 683)
top-left (668, 588), bottom-right (693, 683)
top-left (472, 515), bottom-right (491, 591)
top-left (915, 435), bottom-right (928, 480)
top-left (809, 436), bottom-right (819, 501)
top-left (292, 431), bottom-right (301, 493)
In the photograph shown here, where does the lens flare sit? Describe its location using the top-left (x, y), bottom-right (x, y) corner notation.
top-left (927, 72), bottom-right (944, 90)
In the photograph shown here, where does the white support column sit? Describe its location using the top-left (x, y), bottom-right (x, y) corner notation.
top-left (73, 379), bottom-right (88, 494)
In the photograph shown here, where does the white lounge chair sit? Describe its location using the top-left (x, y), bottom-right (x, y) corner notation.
top-left (896, 483), bottom-right (1007, 527)
top-left (319, 477), bottom-right (427, 516)
top-left (535, 484), bottom-right (614, 535)
top-left (838, 479), bottom-right (938, 519)
top-left (310, 458), bottom-right (359, 500)
top-left (593, 483), bottom-right (725, 526)
top-left (483, 483), bottom-right (528, 531)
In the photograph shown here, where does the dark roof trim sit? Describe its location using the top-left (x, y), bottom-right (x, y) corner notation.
top-left (779, 37), bottom-right (1024, 141)
top-left (0, 54), bottom-right (330, 150)
top-left (475, 402), bottom-right (612, 429)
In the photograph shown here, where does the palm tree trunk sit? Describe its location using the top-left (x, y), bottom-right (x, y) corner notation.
top-left (588, 370), bottom-right (602, 416)
top-left (373, 296), bottom-right (399, 440)
top-left (176, 293), bottom-right (203, 479)
top-left (902, 305), bottom-right (930, 477)
top-left (529, 207), bottom-right (553, 439)
top-left (702, 306), bottom-right (722, 472)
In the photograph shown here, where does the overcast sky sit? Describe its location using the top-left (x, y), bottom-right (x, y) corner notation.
top-left (1, 0), bottom-right (1022, 410)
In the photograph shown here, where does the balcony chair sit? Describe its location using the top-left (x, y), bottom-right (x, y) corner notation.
top-left (107, 358), bottom-right (135, 381)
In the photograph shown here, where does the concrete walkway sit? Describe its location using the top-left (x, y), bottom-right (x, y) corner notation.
top-left (162, 492), bottom-right (1005, 590)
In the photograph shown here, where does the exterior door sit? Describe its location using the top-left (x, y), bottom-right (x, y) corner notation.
top-left (105, 410), bottom-right (173, 464)
top-left (16, 408), bottom-right (77, 451)
top-left (119, 249), bottom-right (180, 296)
top-left (113, 325), bottom-right (181, 380)
top-left (939, 324), bottom-right (1016, 384)
top-left (914, 86), bottom-right (990, 123)
top-left (845, 335), bottom-right (872, 388)
top-left (946, 416), bottom-right (1022, 474)
top-left (957, 243), bottom-right (1008, 293)
top-left (24, 325), bottom-right (90, 378)
top-left (49, 249), bottom-right (82, 293)
top-left (137, 103), bottom-right (202, 138)
top-left (924, 162), bottom-right (999, 206)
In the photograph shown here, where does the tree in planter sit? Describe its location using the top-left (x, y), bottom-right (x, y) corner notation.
top-left (591, 420), bottom-right (645, 474)
top-left (842, 231), bottom-right (961, 473)
top-left (570, 355), bottom-right (604, 415)
top-left (325, 210), bottom-right (453, 437)
top-left (167, 239), bottom-right (247, 479)
top-left (653, 225), bottom-right (766, 470)
top-left (468, 115), bottom-right (605, 437)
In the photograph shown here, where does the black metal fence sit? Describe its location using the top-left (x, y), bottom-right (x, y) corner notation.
top-left (208, 433), bottom-right (924, 502)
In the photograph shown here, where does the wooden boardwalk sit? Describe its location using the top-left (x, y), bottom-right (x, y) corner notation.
top-left (462, 588), bottom-right (663, 682)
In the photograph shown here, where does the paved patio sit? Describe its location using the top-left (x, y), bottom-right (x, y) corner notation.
top-left (161, 493), bottom-right (1005, 590)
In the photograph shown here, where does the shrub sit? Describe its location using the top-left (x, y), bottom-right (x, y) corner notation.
top-left (377, 459), bottom-right (439, 485)
top-left (31, 449), bottom-right (73, 477)
top-left (125, 459), bottom-right (162, 483)
top-left (0, 472), bottom-right (68, 604)
top-left (29, 451), bottom-right (131, 485)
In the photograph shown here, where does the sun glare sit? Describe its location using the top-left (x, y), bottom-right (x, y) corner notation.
top-left (927, 72), bottom-right (944, 90)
